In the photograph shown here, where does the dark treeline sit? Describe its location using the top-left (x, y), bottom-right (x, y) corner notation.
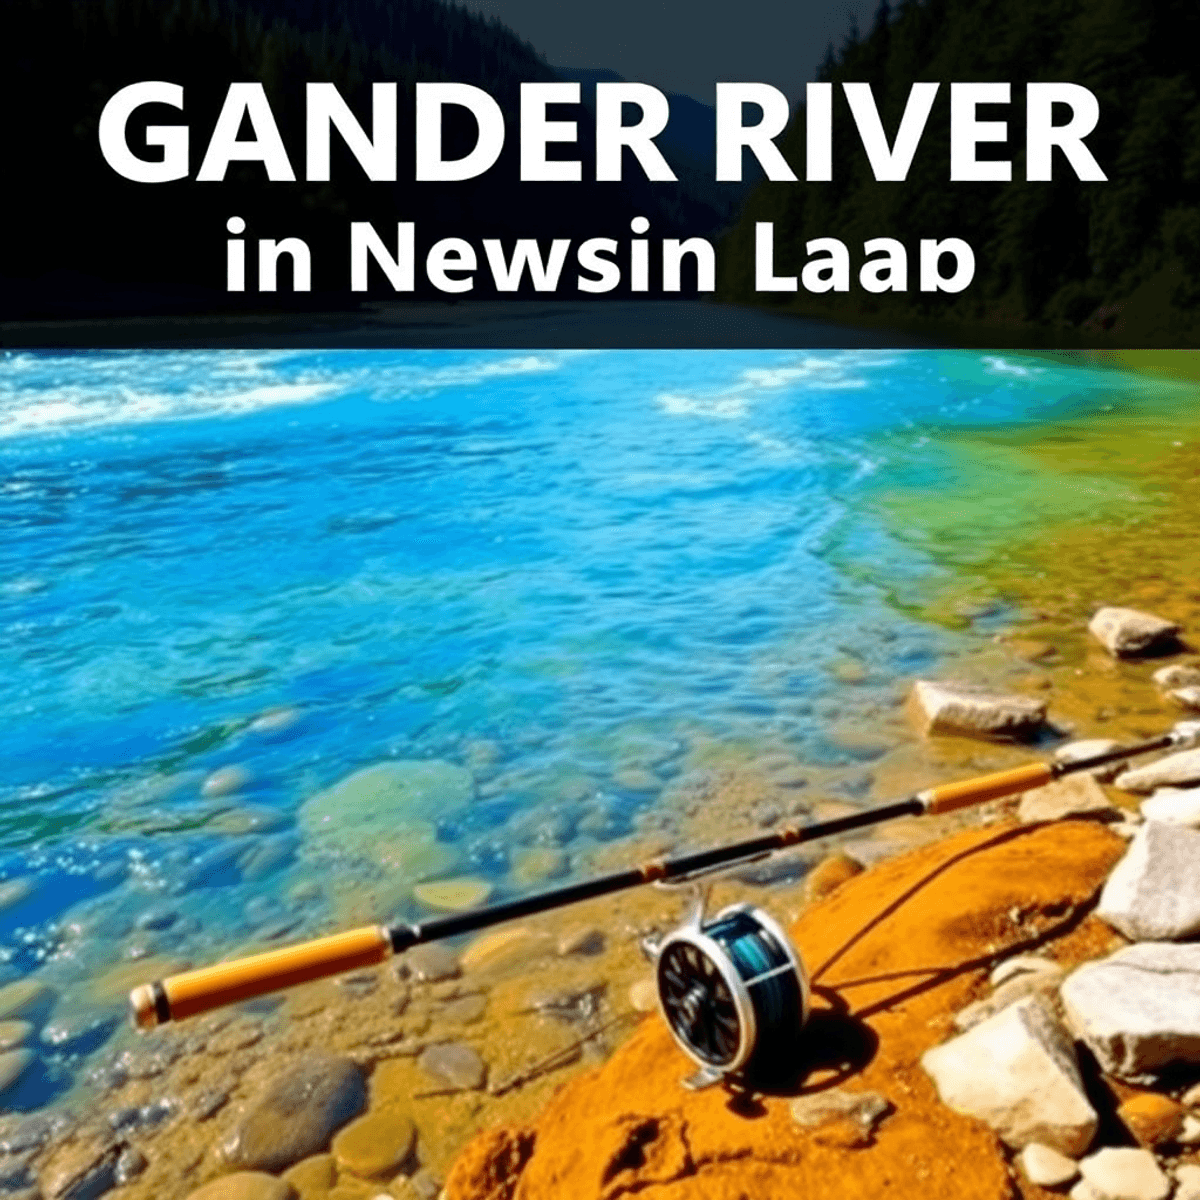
top-left (3, 0), bottom-right (728, 318)
top-left (718, 0), bottom-right (1200, 342)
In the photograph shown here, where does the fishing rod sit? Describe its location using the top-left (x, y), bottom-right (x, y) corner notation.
top-left (130, 721), bottom-right (1199, 1089)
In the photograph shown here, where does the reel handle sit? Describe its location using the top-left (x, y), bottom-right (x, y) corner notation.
top-left (129, 924), bottom-right (392, 1029)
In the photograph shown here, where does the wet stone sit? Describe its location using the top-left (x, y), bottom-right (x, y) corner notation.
top-left (40, 1009), bottom-right (119, 1055)
top-left (0, 1050), bottom-right (35, 1096)
top-left (510, 848), bottom-right (568, 886)
top-left (411, 878), bottom-right (493, 912)
top-left (184, 1173), bottom-right (297, 1200)
top-left (221, 1055), bottom-right (367, 1173)
top-left (418, 1042), bottom-right (486, 1091)
top-left (42, 1139), bottom-right (120, 1200)
top-left (0, 880), bottom-right (36, 915)
top-left (331, 1109), bottom-right (416, 1179)
top-left (114, 1146), bottom-right (148, 1185)
top-left (1, 1112), bottom-right (70, 1155)
top-left (191, 1086), bottom-right (231, 1121)
top-left (400, 944), bottom-right (460, 984)
top-left (557, 927), bottom-right (604, 957)
top-left (134, 907), bottom-right (179, 932)
top-left (208, 1019), bottom-right (264, 1055)
top-left (0, 1021), bottom-right (32, 1052)
top-left (439, 994), bottom-right (488, 1025)
top-left (405, 1168), bottom-right (443, 1200)
top-left (0, 1155), bottom-right (36, 1195)
top-left (202, 765), bottom-right (254, 798)
top-left (0, 981), bottom-right (55, 1023)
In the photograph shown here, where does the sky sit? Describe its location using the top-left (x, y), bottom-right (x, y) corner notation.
top-left (456, 0), bottom-right (883, 103)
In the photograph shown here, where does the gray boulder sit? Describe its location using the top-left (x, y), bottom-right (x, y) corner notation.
top-left (1060, 943), bottom-right (1200, 1079)
top-left (1096, 821), bottom-right (1200, 941)
top-left (910, 680), bottom-right (1047, 741)
top-left (1089, 607), bottom-right (1181, 658)
top-left (921, 995), bottom-right (1097, 1156)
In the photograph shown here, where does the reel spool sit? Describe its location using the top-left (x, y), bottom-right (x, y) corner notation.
top-left (648, 899), bottom-right (809, 1091)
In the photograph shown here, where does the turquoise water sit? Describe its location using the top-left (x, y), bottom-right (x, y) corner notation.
top-left (0, 347), bottom-right (1180, 1110)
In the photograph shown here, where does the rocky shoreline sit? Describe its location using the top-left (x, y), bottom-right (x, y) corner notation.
top-left (1, 601), bottom-right (1199, 1200)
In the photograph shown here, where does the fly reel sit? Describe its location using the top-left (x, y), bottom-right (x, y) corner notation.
top-left (644, 894), bottom-right (809, 1091)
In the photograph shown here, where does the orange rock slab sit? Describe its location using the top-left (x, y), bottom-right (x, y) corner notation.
top-left (445, 820), bottom-right (1125, 1200)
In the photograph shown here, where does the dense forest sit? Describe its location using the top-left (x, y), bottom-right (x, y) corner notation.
top-left (718, 0), bottom-right (1200, 342)
top-left (2, 0), bottom-right (729, 316)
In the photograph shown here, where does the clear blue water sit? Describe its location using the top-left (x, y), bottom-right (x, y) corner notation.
top-left (0, 347), bottom-right (1180, 1110)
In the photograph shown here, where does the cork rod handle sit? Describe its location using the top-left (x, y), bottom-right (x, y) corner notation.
top-left (129, 924), bottom-right (393, 1028)
top-left (918, 761), bottom-right (1055, 815)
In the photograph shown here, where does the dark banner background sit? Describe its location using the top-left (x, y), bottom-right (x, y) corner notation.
top-left (3, 0), bottom-right (1197, 346)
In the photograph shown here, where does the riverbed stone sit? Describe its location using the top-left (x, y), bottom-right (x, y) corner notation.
top-left (1078, 1147), bottom-right (1171, 1200)
top-left (300, 761), bottom-right (474, 870)
top-left (0, 1020), bottom-right (32, 1051)
top-left (0, 1049), bottom-right (35, 1095)
top-left (411, 877), bottom-right (492, 912)
top-left (1089, 607), bottom-right (1181, 658)
top-left (921, 995), bottom-right (1097, 1155)
top-left (42, 1139), bottom-right (121, 1200)
top-left (1018, 774), bottom-right (1119, 824)
top-left (910, 680), bottom-right (1048, 741)
top-left (203, 765), bottom-right (254, 797)
top-left (221, 1055), bottom-right (367, 1172)
top-left (402, 944), bottom-right (460, 983)
top-left (418, 1042), bottom-right (486, 1091)
top-left (511, 847), bottom-right (568, 886)
top-left (184, 1173), bottom-right (297, 1200)
top-left (1140, 786), bottom-right (1200, 827)
top-left (331, 1110), bottom-right (416, 1178)
top-left (1115, 748), bottom-right (1200, 793)
top-left (460, 926), bottom-right (550, 974)
top-left (990, 955), bottom-right (1063, 990)
top-left (557, 926), bottom-right (604, 957)
top-left (803, 851), bottom-right (865, 904)
top-left (1096, 821), bottom-right (1200, 940)
top-left (0, 980), bottom-right (55, 1022)
top-left (1060, 942), bottom-right (1200, 1078)
top-left (0, 878), bottom-right (35, 914)
top-left (1154, 663), bottom-right (1200, 690)
top-left (1019, 1143), bottom-right (1080, 1188)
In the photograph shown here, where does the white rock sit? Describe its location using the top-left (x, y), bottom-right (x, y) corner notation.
top-left (1154, 663), bottom-right (1200, 690)
top-left (990, 955), bottom-right (1063, 990)
top-left (1115, 748), bottom-right (1200, 793)
top-left (910, 680), bottom-right (1048, 741)
top-left (955, 968), bottom-right (1065, 1032)
top-left (1176, 1164), bottom-right (1200, 1200)
top-left (1172, 686), bottom-right (1200, 711)
top-left (1089, 606), bottom-right (1181, 658)
top-left (1184, 1080), bottom-right (1200, 1109)
top-left (1078, 1147), bottom-right (1171, 1200)
top-left (921, 995), bottom-right (1097, 1156)
top-left (1140, 786), bottom-right (1200, 827)
top-left (1070, 1180), bottom-right (1104, 1200)
top-left (1179, 1114), bottom-right (1200, 1145)
top-left (1060, 942), bottom-right (1200, 1078)
top-left (1020, 1142), bottom-right (1080, 1187)
top-left (1096, 822), bottom-right (1200, 941)
top-left (1018, 774), bottom-right (1119, 824)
